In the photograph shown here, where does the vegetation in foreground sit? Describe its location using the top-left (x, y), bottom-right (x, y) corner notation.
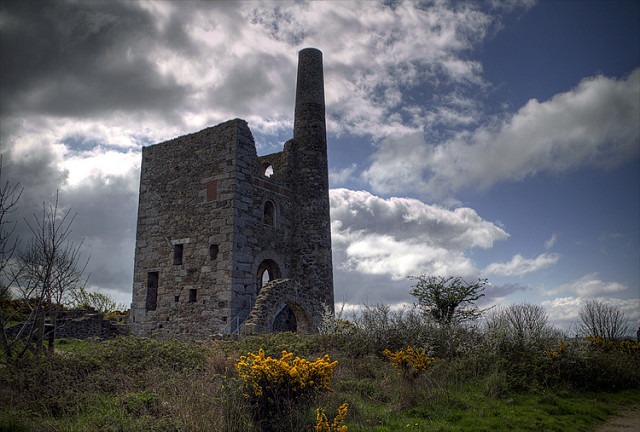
top-left (1, 304), bottom-right (639, 432)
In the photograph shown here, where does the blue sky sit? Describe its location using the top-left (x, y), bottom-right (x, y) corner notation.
top-left (1, 0), bottom-right (638, 331)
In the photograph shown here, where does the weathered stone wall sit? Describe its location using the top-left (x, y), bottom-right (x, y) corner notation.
top-left (290, 48), bottom-right (334, 311)
top-left (131, 48), bottom-right (333, 339)
top-left (54, 310), bottom-right (129, 339)
top-left (242, 279), bottom-right (325, 335)
top-left (6, 310), bottom-right (129, 341)
top-left (131, 120), bottom-right (241, 338)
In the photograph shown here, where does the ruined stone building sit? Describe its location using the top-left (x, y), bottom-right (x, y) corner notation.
top-left (130, 48), bottom-right (334, 339)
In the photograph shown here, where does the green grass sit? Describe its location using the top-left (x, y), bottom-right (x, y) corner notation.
top-left (340, 387), bottom-right (639, 431)
top-left (1, 334), bottom-right (639, 431)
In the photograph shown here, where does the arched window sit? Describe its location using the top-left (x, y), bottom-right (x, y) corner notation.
top-left (264, 163), bottom-right (274, 178)
top-left (263, 200), bottom-right (275, 226)
top-left (256, 259), bottom-right (280, 295)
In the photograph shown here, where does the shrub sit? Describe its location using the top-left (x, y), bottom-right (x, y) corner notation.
top-left (315, 403), bottom-right (348, 432)
top-left (235, 349), bottom-right (338, 430)
top-left (383, 346), bottom-right (435, 379)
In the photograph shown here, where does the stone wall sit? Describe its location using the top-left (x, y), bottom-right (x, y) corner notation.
top-left (131, 48), bottom-right (334, 339)
top-left (5, 310), bottom-right (129, 341)
top-left (54, 310), bottom-right (129, 340)
top-left (242, 279), bottom-right (325, 335)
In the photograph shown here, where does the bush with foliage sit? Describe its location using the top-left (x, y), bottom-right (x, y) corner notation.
top-left (383, 346), bottom-right (435, 378)
top-left (410, 275), bottom-right (487, 324)
top-left (315, 403), bottom-right (348, 432)
top-left (235, 349), bottom-right (338, 430)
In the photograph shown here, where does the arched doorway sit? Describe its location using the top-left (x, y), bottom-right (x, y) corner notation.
top-left (272, 302), bottom-right (311, 334)
top-left (273, 305), bottom-right (297, 332)
top-left (256, 259), bottom-right (281, 295)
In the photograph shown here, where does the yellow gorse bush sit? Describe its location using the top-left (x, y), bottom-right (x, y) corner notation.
top-left (316, 403), bottom-right (348, 432)
top-left (383, 346), bottom-right (434, 377)
top-left (586, 335), bottom-right (640, 355)
top-left (545, 341), bottom-right (567, 359)
top-left (235, 349), bottom-right (338, 401)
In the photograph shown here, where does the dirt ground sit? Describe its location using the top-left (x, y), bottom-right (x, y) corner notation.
top-left (590, 405), bottom-right (640, 431)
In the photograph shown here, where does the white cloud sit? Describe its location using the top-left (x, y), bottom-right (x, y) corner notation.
top-left (61, 149), bottom-right (140, 189)
top-left (484, 252), bottom-right (559, 277)
top-left (542, 296), bottom-right (640, 331)
top-left (544, 233), bottom-right (559, 249)
top-left (364, 69), bottom-right (640, 198)
top-left (330, 188), bottom-right (509, 280)
top-left (329, 164), bottom-right (358, 187)
top-left (544, 272), bottom-right (629, 297)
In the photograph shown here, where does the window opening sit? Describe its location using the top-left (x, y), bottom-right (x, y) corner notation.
top-left (146, 272), bottom-right (159, 311)
top-left (262, 269), bottom-right (271, 287)
top-left (256, 259), bottom-right (280, 295)
top-left (264, 164), bottom-right (274, 177)
top-left (173, 244), bottom-right (184, 265)
top-left (209, 244), bottom-right (219, 260)
top-left (189, 288), bottom-right (197, 303)
top-left (263, 201), bottom-right (275, 226)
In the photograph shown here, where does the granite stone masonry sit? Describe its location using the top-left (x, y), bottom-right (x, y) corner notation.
top-left (131, 48), bottom-right (334, 339)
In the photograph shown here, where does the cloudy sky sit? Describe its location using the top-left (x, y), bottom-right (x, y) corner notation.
top-left (1, 0), bottom-right (638, 331)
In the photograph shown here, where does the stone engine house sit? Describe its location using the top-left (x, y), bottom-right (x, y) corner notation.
top-left (130, 48), bottom-right (334, 338)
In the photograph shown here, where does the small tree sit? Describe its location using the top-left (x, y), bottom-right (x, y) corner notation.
top-left (410, 275), bottom-right (487, 325)
top-left (0, 157), bottom-right (22, 304)
top-left (68, 285), bottom-right (125, 314)
top-left (0, 160), bottom-right (24, 360)
top-left (578, 299), bottom-right (630, 341)
top-left (486, 303), bottom-right (558, 350)
top-left (1, 192), bottom-right (89, 360)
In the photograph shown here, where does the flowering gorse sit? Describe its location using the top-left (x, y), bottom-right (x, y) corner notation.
top-left (315, 403), bottom-right (348, 432)
top-left (383, 346), bottom-right (434, 377)
top-left (586, 335), bottom-right (640, 355)
top-left (235, 349), bottom-right (338, 402)
top-left (545, 341), bottom-right (567, 359)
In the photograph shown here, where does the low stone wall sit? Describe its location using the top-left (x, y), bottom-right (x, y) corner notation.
top-left (5, 310), bottom-right (130, 341)
top-left (54, 310), bottom-right (130, 340)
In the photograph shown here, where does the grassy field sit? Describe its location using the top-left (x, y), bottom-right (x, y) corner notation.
top-left (1, 326), bottom-right (639, 432)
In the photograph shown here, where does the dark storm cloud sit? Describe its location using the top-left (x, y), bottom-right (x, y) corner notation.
top-left (61, 174), bottom-right (139, 293)
top-left (0, 0), bottom-right (186, 117)
top-left (209, 52), bottom-right (295, 115)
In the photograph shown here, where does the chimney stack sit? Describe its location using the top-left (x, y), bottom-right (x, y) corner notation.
top-left (290, 48), bottom-right (334, 314)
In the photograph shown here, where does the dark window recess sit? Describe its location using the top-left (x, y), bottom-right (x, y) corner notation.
top-left (174, 295), bottom-right (179, 303)
top-left (173, 244), bottom-right (183, 265)
top-left (263, 201), bottom-right (275, 226)
top-left (189, 289), bottom-right (197, 303)
top-left (146, 272), bottom-right (159, 311)
top-left (209, 244), bottom-right (219, 260)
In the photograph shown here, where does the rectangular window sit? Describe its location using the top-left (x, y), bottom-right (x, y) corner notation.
top-left (189, 288), bottom-right (197, 303)
top-left (146, 272), bottom-right (159, 311)
top-left (173, 244), bottom-right (183, 265)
